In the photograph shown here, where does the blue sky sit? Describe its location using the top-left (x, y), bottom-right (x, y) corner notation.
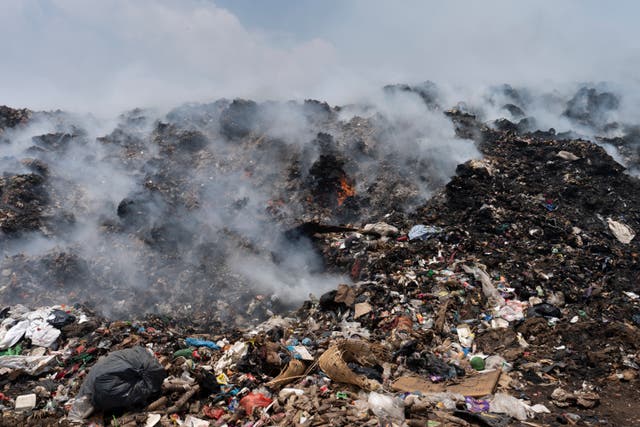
top-left (0, 1), bottom-right (638, 113)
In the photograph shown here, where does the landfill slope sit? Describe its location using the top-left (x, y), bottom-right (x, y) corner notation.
top-left (1, 84), bottom-right (640, 426)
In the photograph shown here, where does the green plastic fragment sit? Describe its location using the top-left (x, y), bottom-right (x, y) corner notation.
top-left (0, 344), bottom-right (22, 356)
top-left (173, 347), bottom-right (196, 359)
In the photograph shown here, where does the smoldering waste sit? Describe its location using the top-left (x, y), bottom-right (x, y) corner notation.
top-left (1, 84), bottom-right (640, 426)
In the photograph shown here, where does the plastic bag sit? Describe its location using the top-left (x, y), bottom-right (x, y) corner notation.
top-left (489, 393), bottom-right (548, 421)
top-left (466, 396), bottom-right (490, 413)
top-left (528, 303), bottom-right (562, 319)
top-left (368, 392), bottom-right (405, 424)
top-left (456, 324), bottom-right (474, 348)
top-left (0, 355), bottom-right (56, 375)
top-left (67, 395), bottom-right (94, 421)
top-left (0, 308), bottom-right (64, 350)
top-left (78, 346), bottom-right (166, 411)
top-left (0, 320), bottom-right (29, 350)
top-left (185, 337), bottom-right (220, 350)
top-left (485, 355), bottom-right (512, 372)
top-left (462, 265), bottom-right (505, 307)
top-left (239, 392), bottom-right (272, 414)
top-left (26, 319), bottom-right (60, 347)
top-left (214, 341), bottom-right (247, 373)
top-left (408, 224), bottom-right (442, 241)
top-left (47, 309), bottom-right (76, 328)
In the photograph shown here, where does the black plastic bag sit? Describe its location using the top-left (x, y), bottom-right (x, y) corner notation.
top-left (47, 309), bottom-right (76, 328)
top-left (79, 346), bottom-right (166, 411)
top-left (528, 303), bottom-right (562, 319)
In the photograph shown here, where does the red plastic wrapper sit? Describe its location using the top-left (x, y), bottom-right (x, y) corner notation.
top-left (203, 405), bottom-right (225, 419)
top-left (239, 392), bottom-right (273, 415)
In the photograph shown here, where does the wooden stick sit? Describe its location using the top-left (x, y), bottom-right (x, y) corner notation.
top-left (146, 396), bottom-right (168, 411)
top-left (435, 298), bottom-right (450, 334)
top-left (433, 411), bottom-right (471, 427)
top-left (166, 385), bottom-right (200, 414)
top-left (163, 383), bottom-right (191, 392)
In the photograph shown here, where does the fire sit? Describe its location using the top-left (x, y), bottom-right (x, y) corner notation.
top-left (337, 175), bottom-right (355, 206)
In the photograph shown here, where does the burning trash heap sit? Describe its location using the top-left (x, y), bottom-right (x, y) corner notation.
top-left (1, 83), bottom-right (640, 426)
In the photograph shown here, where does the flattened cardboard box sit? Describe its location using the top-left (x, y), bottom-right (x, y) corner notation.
top-left (391, 369), bottom-right (501, 398)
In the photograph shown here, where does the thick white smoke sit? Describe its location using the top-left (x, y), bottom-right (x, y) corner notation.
top-left (2, 1), bottom-right (639, 114)
top-left (0, 0), bottom-right (337, 115)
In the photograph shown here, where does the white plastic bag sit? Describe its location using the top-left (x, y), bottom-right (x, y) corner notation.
top-left (368, 392), bottom-right (405, 424)
top-left (67, 395), bottom-right (94, 421)
top-left (26, 319), bottom-right (61, 348)
top-left (462, 265), bottom-right (505, 307)
top-left (490, 393), bottom-right (529, 420)
top-left (0, 320), bottom-right (29, 350)
top-left (490, 393), bottom-right (550, 421)
top-left (0, 355), bottom-right (56, 375)
top-left (0, 307), bottom-right (64, 350)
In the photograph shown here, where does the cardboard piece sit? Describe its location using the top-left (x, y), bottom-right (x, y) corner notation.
top-left (391, 369), bottom-right (501, 398)
top-left (318, 339), bottom-right (387, 390)
top-left (334, 284), bottom-right (356, 306)
top-left (354, 302), bottom-right (373, 319)
top-left (267, 359), bottom-right (307, 389)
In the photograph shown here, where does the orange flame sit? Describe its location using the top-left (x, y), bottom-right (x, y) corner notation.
top-left (337, 176), bottom-right (355, 206)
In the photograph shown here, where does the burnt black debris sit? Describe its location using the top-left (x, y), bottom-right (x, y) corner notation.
top-left (0, 173), bottom-right (48, 235)
top-left (563, 87), bottom-right (620, 130)
top-left (0, 105), bottom-right (31, 133)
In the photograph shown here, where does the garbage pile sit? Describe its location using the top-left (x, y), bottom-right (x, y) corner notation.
top-left (1, 84), bottom-right (640, 425)
top-left (1, 96), bottom-right (470, 323)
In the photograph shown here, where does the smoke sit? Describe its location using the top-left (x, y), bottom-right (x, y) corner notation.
top-left (0, 0), bottom-right (640, 113)
top-left (3, 1), bottom-right (640, 114)
top-left (1, 113), bottom-right (151, 315)
top-left (4, 84), bottom-right (639, 322)
top-left (0, 0), bottom-right (338, 115)
top-left (0, 102), bottom-right (348, 319)
top-left (3, 1), bottom-right (640, 322)
top-left (0, 81), bottom-right (480, 321)
top-left (2, 1), bottom-right (639, 161)
top-left (444, 82), bottom-right (640, 170)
